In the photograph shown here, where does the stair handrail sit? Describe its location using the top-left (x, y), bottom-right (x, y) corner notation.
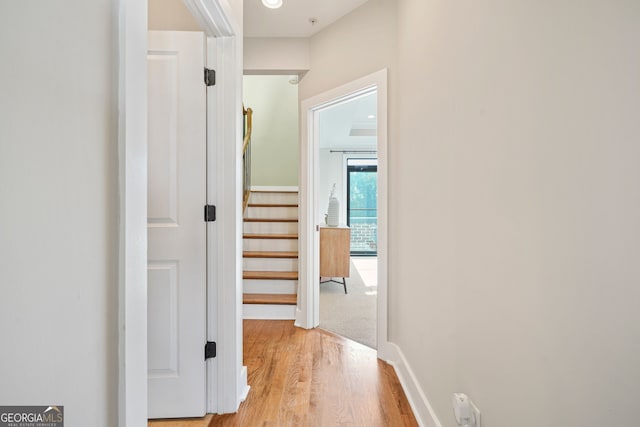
top-left (243, 106), bottom-right (253, 153)
top-left (243, 106), bottom-right (253, 212)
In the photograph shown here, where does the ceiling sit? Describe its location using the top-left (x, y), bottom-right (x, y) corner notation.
top-left (244, 0), bottom-right (370, 38)
top-left (319, 92), bottom-right (377, 150)
top-left (243, 0), bottom-right (377, 150)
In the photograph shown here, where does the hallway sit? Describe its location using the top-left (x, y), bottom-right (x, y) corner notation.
top-left (149, 320), bottom-right (417, 426)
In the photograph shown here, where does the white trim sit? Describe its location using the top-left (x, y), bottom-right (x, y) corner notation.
top-left (119, 0), bottom-right (246, 423)
top-left (206, 32), bottom-right (248, 413)
top-left (243, 304), bottom-right (297, 319)
top-left (295, 99), bottom-right (319, 329)
top-left (238, 366), bottom-right (250, 402)
top-left (118, 0), bottom-right (148, 425)
top-left (171, 0), bottom-right (247, 416)
top-left (206, 35), bottom-right (222, 415)
top-left (373, 71), bottom-right (390, 361)
top-left (385, 344), bottom-right (444, 427)
top-left (296, 69), bottom-right (391, 363)
top-left (184, 0), bottom-right (236, 38)
top-left (250, 185), bottom-right (299, 192)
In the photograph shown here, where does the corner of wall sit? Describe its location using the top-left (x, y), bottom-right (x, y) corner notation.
top-left (384, 343), bottom-right (444, 427)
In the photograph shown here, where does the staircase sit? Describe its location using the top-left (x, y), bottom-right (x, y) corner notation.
top-left (243, 189), bottom-right (299, 319)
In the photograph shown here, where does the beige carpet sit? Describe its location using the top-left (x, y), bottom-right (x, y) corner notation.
top-left (319, 257), bottom-right (377, 348)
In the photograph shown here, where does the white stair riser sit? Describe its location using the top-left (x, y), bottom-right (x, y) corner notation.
top-left (250, 192), bottom-right (298, 204)
top-left (243, 221), bottom-right (298, 234)
top-left (242, 190), bottom-right (300, 320)
top-left (243, 257), bottom-right (298, 272)
top-left (243, 279), bottom-right (298, 294)
top-left (243, 304), bottom-right (296, 320)
top-left (246, 206), bottom-right (298, 219)
top-left (243, 238), bottom-right (298, 251)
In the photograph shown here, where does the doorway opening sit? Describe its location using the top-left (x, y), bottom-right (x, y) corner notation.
top-left (298, 69), bottom-right (390, 360)
top-left (315, 92), bottom-right (378, 348)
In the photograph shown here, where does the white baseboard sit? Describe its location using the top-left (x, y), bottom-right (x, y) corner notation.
top-left (384, 343), bottom-right (443, 427)
top-left (294, 307), bottom-right (314, 329)
top-left (243, 304), bottom-right (296, 320)
top-left (251, 185), bottom-right (299, 192)
top-left (238, 366), bottom-right (250, 403)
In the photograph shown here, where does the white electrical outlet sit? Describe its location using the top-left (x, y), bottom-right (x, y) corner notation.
top-left (470, 400), bottom-right (481, 427)
top-left (452, 393), bottom-right (481, 427)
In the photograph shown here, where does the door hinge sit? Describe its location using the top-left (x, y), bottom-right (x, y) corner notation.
top-left (204, 205), bottom-right (216, 222)
top-left (205, 341), bottom-right (217, 360)
top-left (204, 68), bottom-right (216, 86)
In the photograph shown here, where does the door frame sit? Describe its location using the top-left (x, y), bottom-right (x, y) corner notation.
top-left (117, 1), bottom-right (245, 424)
top-left (296, 69), bottom-right (392, 361)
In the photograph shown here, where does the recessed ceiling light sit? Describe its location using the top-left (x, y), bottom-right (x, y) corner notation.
top-left (367, 115), bottom-right (376, 119)
top-left (262, 0), bottom-right (283, 9)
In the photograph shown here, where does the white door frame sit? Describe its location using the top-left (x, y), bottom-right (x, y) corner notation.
top-left (296, 69), bottom-right (392, 361)
top-left (118, 1), bottom-right (246, 425)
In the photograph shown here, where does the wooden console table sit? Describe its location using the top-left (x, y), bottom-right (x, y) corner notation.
top-left (320, 224), bottom-right (350, 294)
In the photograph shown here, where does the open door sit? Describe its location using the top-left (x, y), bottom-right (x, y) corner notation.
top-left (147, 31), bottom-right (207, 419)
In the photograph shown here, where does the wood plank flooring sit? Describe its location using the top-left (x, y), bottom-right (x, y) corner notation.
top-left (150, 320), bottom-right (417, 427)
top-left (210, 320), bottom-right (417, 426)
top-left (148, 415), bottom-right (212, 427)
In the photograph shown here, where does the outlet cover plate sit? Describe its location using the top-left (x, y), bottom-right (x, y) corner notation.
top-left (470, 400), bottom-right (481, 427)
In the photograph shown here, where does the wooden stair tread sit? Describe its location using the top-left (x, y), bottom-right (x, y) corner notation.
top-left (248, 203), bottom-right (298, 208)
top-left (243, 271), bottom-right (298, 280)
top-left (251, 190), bottom-right (298, 193)
top-left (243, 293), bottom-right (297, 305)
top-left (243, 233), bottom-right (298, 239)
top-left (244, 218), bottom-right (298, 223)
top-left (243, 251), bottom-right (298, 259)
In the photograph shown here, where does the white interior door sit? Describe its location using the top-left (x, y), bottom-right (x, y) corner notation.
top-left (147, 30), bottom-right (207, 419)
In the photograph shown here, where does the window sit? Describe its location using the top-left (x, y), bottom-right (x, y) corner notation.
top-left (346, 159), bottom-right (377, 255)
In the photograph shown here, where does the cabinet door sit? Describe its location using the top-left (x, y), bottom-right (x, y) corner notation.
top-left (320, 228), bottom-right (351, 277)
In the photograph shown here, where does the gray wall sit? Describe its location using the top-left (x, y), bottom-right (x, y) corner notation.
top-left (302, 0), bottom-right (640, 426)
top-left (318, 150), bottom-right (345, 223)
top-left (395, 1), bottom-right (640, 425)
top-left (148, 0), bottom-right (200, 31)
top-left (298, 0), bottom-right (397, 101)
top-left (0, 1), bottom-right (118, 425)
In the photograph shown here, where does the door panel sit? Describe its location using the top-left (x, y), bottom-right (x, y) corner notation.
top-left (147, 262), bottom-right (178, 376)
top-left (147, 51), bottom-right (179, 226)
top-left (147, 31), bottom-right (207, 419)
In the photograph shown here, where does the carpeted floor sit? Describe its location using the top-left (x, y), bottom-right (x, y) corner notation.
top-left (319, 257), bottom-right (377, 348)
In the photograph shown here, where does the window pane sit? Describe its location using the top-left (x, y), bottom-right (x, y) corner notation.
top-left (347, 166), bottom-right (377, 255)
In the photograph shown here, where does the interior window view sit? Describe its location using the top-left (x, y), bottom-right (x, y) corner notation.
top-left (6, 1), bottom-right (636, 427)
top-left (347, 159), bottom-right (378, 255)
top-left (314, 92), bottom-right (379, 353)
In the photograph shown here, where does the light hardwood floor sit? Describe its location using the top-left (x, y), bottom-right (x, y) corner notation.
top-left (150, 320), bottom-right (418, 427)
